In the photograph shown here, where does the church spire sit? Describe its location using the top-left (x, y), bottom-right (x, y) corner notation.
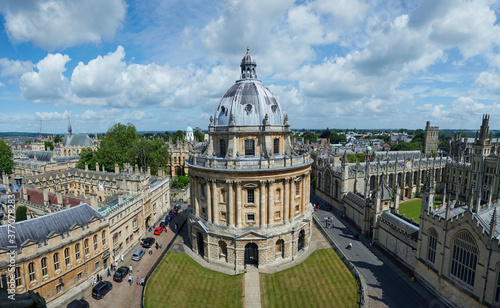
top-left (68, 114), bottom-right (72, 138)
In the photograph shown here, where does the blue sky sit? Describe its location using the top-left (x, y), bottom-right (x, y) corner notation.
top-left (1, 0), bottom-right (500, 134)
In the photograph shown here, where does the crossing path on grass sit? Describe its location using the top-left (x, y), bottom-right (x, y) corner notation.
top-left (244, 266), bottom-right (262, 308)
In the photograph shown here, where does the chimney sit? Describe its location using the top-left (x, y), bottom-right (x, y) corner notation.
top-left (135, 164), bottom-right (139, 174)
top-left (56, 191), bottom-right (63, 207)
top-left (118, 193), bottom-right (124, 205)
top-left (101, 164), bottom-right (105, 172)
top-left (89, 193), bottom-right (99, 211)
top-left (158, 167), bottom-right (162, 178)
top-left (43, 188), bottom-right (49, 206)
top-left (115, 164), bottom-right (119, 174)
top-left (147, 166), bottom-right (151, 175)
top-left (85, 162), bottom-right (88, 171)
top-left (95, 162), bottom-right (99, 172)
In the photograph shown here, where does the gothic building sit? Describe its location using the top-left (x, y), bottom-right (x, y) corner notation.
top-left (187, 49), bottom-right (313, 271)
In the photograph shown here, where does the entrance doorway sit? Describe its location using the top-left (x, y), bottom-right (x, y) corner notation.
top-left (244, 243), bottom-right (258, 266)
top-left (197, 233), bottom-right (204, 258)
top-left (298, 230), bottom-right (305, 251)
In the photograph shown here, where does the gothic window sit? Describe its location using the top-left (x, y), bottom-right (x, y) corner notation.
top-left (370, 176), bottom-right (375, 190)
top-left (247, 189), bottom-right (254, 203)
top-left (84, 239), bottom-right (89, 255)
top-left (14, 267), bottom-right (21, 287)
top-left (450, 231), bottom-right (478, 286)
top-left (41, 257), bottom-right (47, 277)
top-left (75, 243), bottom-right (81, 260)
top-left (413, 172), bottom-right (417, 185)
top-left (421, 171), bottom-right (425, 184)
top-left (93, 234), bottom-right (98, 251)
top-left (64, 248), bottom-right (70, 266)
top-left (389, 174), bottom-right (393, 187)
top-left (53, 253), bottom-right (59, 271)
top-left (427, 229), bottom-right (438, 264)
top-left (405, 172), bottom-right (410, 186)
top-left (245, 139), bottom-right (255, 156)
top-left (220, 139), bottom-right (226, 156)
top-left (273, 138), bottom-right (279, 154)
top-left (335, 180), bottom-right (340, 199)
top-left (28, 262), bottom-right (35, 282)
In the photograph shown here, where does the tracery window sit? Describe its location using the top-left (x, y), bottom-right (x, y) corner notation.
top-left (427, 228), bottom-right (438, 264)
top-left (450, 231), bottom-right (478, 286)
top-left (41, 257), bottom-right (48, 276)
top-left (28, 262), bottom-right (35, 282)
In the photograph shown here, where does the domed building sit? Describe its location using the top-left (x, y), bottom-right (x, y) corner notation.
top-left (187, 49), bottom-right (313, 271)
top-left (186, 125), bottom-right (194, 143)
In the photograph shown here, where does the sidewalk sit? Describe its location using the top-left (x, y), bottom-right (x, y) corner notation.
top-left (244, 266), bottom-right (261, 308)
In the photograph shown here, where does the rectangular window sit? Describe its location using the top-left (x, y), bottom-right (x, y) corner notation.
top-left (220, 212), bottom-right (227, 221)
top-left (15, 267), bottom-right (21, 287)
top-left (275, 211), bottom-right (281, 219)
top-left (295, 182), bottom-right (300, 197)
top-left (273, 138), bottom-right (279, 154)
top-left (295, 205), bottom-right (299, 213)
top-left (84, 239), bottom-right (89, 255)
top-left (95, 261), bottom-right (100, 270)
top-left (77, 272), bottom-right (83, 281)
top-left (53, 253), bottom-right (59, 271)
top-left (247, 189), bottom-right (254, 203)
top-left (41, 258), bottom-right (47, 276)
top-left (28, 263), bottom-right (35, 282)
top-left (245, 139), bottom-right (255, 156)
top-left (102, 231), bottom-right (106, 246)
top-left (247, 214), bottom-right (255, 222)
top-left (220, 139), bottom-right (226, 156)
top-left (93, 235), bottom-right (98, 251)
top-left (56, 284), bottom-right (62, 294)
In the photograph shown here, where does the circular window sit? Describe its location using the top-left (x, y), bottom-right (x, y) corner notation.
top-left (271, 105), bottom-right (277, 113)
top-left (245, 104), bottom-right (252, 113)
top-left (221, 106), bottom-right (225, 113)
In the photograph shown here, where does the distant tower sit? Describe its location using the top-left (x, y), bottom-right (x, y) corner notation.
top-left (68, 115), bottom-right (72, 138)
top-left (186, 125), bottom-right (194, 142)
top-left (423, 121), bottom-right (439, 157)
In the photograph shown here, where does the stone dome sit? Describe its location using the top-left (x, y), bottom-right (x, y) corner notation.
top-left (214, 49), bottom-right (284, 126)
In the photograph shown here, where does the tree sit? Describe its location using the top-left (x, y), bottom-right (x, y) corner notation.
top-left (15, 205), bottom-right (27, 222)
top-left (172, 130), bottom-right (185, 143)
top-left (319, 129), bottom-right (331, 139)
top-left (44, 141), bottom-right (54, 150)
top-left (303, 132), bottom-right (318, 143)
top-left (75, 148), bottom-right (98, 170)
top-left (171, 176), bottom-right (189, 189)
top-left (97, 123), bottom-right (139, 171)
top-left (130, 137), bottom-right (170, 174)
top-left (54, 134), bottom-right (63, 143)
top-left (391, 142), bottom-right (422, 151)
top-left (0, 139), bottom-right (14, 174)
top-left (330, 132), bottom-right (347, 144)
top-left (193, 130), bottom-right (204, 142)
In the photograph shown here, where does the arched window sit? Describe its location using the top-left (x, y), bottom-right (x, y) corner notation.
top-left (28, 262), bottom-right (35, 282)
top-left (245, 139), bottom-right (255, 156)
top-left (325, 175), bottom-right (331, 194)
top-left (84, 239), bottom-right (89, 255)
top-left (405, 172), bottom-right (410, 186)
top-left (218, 241), bottom-right (227, 262)
top-left (388, 174), bottom-right (393, 187)
top-left (276, 239), bottom-right (284, 258)
top-left (93, 234), bottom-right (98, 251)
top-left (421, 171), bottom-right (425, 184)
top-left (335, 180), bottom-right (340, 199)
top-left (41, 257), bottom-right (47, 276)
top-left (397, 173), bottom-right (402, 186)
top-left (53, 253), bottom-right (59, 271)
top-left (64, 248), bottom-right (70, 266)
top-left (370, 176), bottom-right (375, 190)
top-left (413, 171), bottom-right (417, 185)
top-left (75, 243), bottom-right (81, 260)
top-left (450, 231), bottom-right (478, 286)
top-left (427, 229), bottom-right (438, 264)
top-left (14, 267), bottom-right (21, 287)
top-left (102, 231), bottom-right (106, 246)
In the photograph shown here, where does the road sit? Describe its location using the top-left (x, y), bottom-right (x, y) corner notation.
top-left (311, 192), bottom-right (445, 308)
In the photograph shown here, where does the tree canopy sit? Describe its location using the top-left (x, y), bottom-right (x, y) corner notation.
top-left (171, 176), bottom-right (189, 189)
top-left (193, 130), bottom-right (204, 142)
top-left (44, 141), bottom-right (54, 150)
top-left (53, 134), bottom-right (63, 143)
top-left (15, 205), bottom-right (27, 222)
top-left (330, 132), bottom-right (347, 144)
top-left (173, 130), bottom-right (185, 143)
top-left (303, 132), bottom-right (318, 143)
top-left (0, 139), bottom-right (14, 174)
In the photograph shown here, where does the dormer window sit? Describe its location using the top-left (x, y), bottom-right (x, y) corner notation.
top-left (245, 104), bottom-right (252, 113)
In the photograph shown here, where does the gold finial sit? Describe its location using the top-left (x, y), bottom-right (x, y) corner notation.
top-left (247, 46), bottom-right (250, 53)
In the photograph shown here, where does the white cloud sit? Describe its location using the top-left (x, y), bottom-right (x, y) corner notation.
top-left (474, 72), bottom-right (500, 96)
top-left (20, 53), bottom-right (70, 101)
top-left (0, 0), bottom-right (126, 50)
top-left (0, 58), bottom-right (33, 77)
top-left (35, 110), bottom-right (69, 121)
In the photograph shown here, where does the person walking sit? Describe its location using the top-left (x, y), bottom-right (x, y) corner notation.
top-left (141, 278), bottom-right (144, 286)
top-left (137, 278), bottom-right (140, 285)
top-left (128, 275), bottom-right (133, 286)
top-left (160, 243), bottom-right (163, 249)
top-left (121, 255), bottom-right (124, 262)
top-left (107, 268), bottom-right (111, 277)
top-left (96, 273), bottom-right (100, 282)
top-left (115, 261), bottom-right (118, 270)
top-left (155, 242), bottom-right (159, 250)
top-left (129, 265), bottom-right (133, 274)
top-left (149, 247), bottom-right (152, 255)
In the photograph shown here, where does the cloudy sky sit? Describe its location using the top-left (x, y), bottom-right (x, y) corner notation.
top-left (1, 0), bottom-right (500, 133)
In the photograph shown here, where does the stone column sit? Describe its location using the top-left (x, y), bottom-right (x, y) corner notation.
top-left (289, 179), bottom-right (295, 219)
top-left (236, 181), bottom-right (242, 227)
top-left (260, 181), bottom-right (266, 228)
top-left (228, 181), bottom-right (234, 227)
top-left (268, 180), bottom-right (274, 225)
top-left (206, 181), bottom-right (212, 222)
top-left (193, 178), bottom-right (199, 216)
top-left (284, 178), bottom-right (290, 223)
top-left (211, 180), bottom-right (218, 225)
top-left (302, 175), bottom-right (306, 212)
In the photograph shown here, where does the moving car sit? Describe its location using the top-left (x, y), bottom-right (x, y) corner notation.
top-left (153, 226), bottom-right (164, 235)
top-left (141, 237), bottom-right (155, 248)
top-left (91, 281), bottom-right (112, 299)
top-left (132, 248), bottom-right (146, 261)
top-left (67, 299), bottom-right (89, 308)
top-left (113, 266), bottom-right (129, 282)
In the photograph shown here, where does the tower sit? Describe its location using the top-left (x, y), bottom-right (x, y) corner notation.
top-left (423, 121), bottom-right (439, 157)
top-left (68, 115), bottom-right (72, 138)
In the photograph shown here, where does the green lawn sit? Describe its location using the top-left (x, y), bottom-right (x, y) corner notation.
top-left (399, 198), bottom-right (442, 223)
top-left (260, 249), bottom-right (358, 308)
top-left (144, 252), bottom-right (244, 308)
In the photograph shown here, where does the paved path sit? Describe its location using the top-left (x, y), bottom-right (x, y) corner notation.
top-left (83, 207), bottom-right (187, 308)
top-left (311, 192), bottom-right (445, 308)
top-left (244, 266), bottom-right (262, 308)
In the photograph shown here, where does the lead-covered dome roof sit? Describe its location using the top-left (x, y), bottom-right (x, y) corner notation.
top-left (214, 48), bottom-right (284, 126)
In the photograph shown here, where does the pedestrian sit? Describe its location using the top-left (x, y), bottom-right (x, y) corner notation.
top-left (115, 261), bottom-right (118, 270)
top-left (107, 268), bottom-right (111, 277)
top-left (160, 243), bottom-right (162, 249)
top-left (90, 277), bottom-right (94, 286)
top-left (324, 217), bottom-right (329, 228)
top-left (174, 223), bottom-right (178, 231)
top-left (137, 278), bottom-right (140, 285)
top-left (155, 243), bottom-right (159, 250)
top-left (129, 265), bottom-right (133, 274)
top-left (141, 278), bottom-right (144, 286)
top-left (121, 254), bottom-right (124, 262)
top-left (128, 275), bottom-right (132, 286)
top-left (149, 247), bottom-right (152, 255)
top-left (97, 273), bottom-right (100, 282)
top-left (331, 220), bottom-right (335, 229)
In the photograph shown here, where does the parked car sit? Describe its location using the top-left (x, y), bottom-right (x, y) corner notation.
top-left (113, 266), bottom-right (129, 282)
top-left (174, 204), bottom-right (181, 211)
top-left (169, 209), bottom-right (178, 216)
top-left (67, 299), bottom-right (89, 308)
top-left (141, 237), bottom-right (155, 248)
top-left (153, 226), bottom-right (164, 235)
top-left (165, 214), bottom-right (173, 222)
top-left (132, 248), bottom-right (146, 261)
top-left (92, 281), bottom-right (112, 299)
top-left (160, 221), bottom-right (167, 228)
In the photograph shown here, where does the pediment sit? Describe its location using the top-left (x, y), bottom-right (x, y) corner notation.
top-left (243, 182), bottom-right (258, 189)
top-left (235, 230), bottom-right (268, 240)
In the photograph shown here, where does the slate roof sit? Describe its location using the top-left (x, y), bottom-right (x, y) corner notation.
top-left (0, 203), bottom-right (103, 249)
top-left (433, 205), bottom-right (467, 219)
top-left (27, 150), bottom-right (53, 162)
top-left (476, 203), bottom-right (500, 239)
top-left (63, 134), bottom-right (93, 147)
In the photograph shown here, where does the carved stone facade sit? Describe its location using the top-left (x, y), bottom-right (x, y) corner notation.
top-left (187, 49), bottom-right (313, 272)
